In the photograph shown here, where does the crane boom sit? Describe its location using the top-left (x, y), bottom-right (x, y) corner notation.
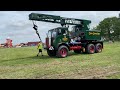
top-left (29, 13), bottom-right (91, 26)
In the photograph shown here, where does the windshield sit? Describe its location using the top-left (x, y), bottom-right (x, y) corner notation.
top-left (48, 28), bottom-right (68, 38)
top-left (48, 30), bottom-right (52, 37)
top-left (52, 31), bottom-right (57, 38)
top-left (48, 29), bottom-right (57, 38)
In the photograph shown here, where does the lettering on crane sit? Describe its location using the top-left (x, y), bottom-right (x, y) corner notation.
top-left (44, 19), bottom-right (54, 21)
top-left (65, 19), bottom-right (81, 24)
top-left (89, 32), bottom-right (100, 35)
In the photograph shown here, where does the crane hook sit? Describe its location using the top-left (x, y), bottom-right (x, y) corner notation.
top-left (32, 20), bottom-right (42, 42)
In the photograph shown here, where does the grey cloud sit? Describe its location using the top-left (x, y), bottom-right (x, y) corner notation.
top-left (6, 21), bottom-right (32, 30)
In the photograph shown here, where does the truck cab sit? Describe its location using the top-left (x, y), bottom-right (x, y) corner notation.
top-left (45, 27), bottom-right (70, 50)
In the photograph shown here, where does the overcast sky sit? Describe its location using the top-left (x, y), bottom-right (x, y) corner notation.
top-left (0, 11), bottom-right (120, 45)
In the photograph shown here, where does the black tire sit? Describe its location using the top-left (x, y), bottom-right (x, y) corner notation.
top-left (87, 44), bottom-right (95, 54)
top-left (95, 43), bottom-right (102, 53)
top-left (47, 49), bottom-right (56, 57)
top-left (56, 45), bottom-right (69, 58)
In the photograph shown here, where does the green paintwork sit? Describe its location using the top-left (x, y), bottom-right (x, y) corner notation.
top-left (49, 27), bottom-right (70, 49)
top-left (29, 13), bottom-right (91, 26)
top-left (29, 13), bottom-right (102, 50)
top-left (53, 34), bottom-right (70, 49)
top-left (85, 30), bottom-right (101, 40)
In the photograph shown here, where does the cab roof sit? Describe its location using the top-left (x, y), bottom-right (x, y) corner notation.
top-left (49, 27), bottom-right (68, 31)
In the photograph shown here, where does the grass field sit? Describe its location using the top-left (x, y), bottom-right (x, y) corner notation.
top-left (0, 42), bottom-right (120, 79)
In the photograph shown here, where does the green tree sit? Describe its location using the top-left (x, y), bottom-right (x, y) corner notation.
top-left (96, 17), bottom-right (120, 41)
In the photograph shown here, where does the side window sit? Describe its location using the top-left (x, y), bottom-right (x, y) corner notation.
top-left (52, 30), bottom-right (57, 38)
top-left (58, 29), bottom-right (62, 35)
top-left (54, 32), bottom-right (57, 37)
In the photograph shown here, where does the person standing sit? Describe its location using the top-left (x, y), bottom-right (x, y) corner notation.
top-left (37, 41), bottom-right (43, 56)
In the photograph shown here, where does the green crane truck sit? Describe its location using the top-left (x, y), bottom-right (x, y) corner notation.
top-left (29, 13), bottom-right (103, 58)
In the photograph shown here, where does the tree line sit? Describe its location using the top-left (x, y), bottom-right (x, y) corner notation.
top-left (93, 17), bottom-right (120, 41)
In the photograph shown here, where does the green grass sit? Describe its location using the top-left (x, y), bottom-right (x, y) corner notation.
top-left (0, 42), bottom-right (120, 79)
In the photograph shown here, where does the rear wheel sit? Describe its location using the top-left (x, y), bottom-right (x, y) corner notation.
top-left (57, 45), bottom-right (69, 58)
top-left (47, 49), bottom-right (56, 57)
top-left (87, 44), bottom-right (95, 54)
top-left (95, 43), bottom-right (102, 53)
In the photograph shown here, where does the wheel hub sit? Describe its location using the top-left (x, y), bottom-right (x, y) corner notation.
top-left (60, 48), bottom-right (67, 57)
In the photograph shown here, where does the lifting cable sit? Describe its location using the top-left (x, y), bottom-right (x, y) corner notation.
top-left (32, 20), bottom-right (42, 42)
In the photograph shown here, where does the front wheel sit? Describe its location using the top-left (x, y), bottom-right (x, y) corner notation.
top-left (57, 45), bottom-right (69, 58)
top-left (47, 49), bottom-right (56, 57)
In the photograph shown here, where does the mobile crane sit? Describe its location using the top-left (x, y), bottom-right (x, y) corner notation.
top-left (29, 13), bottom-right (103, 58)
